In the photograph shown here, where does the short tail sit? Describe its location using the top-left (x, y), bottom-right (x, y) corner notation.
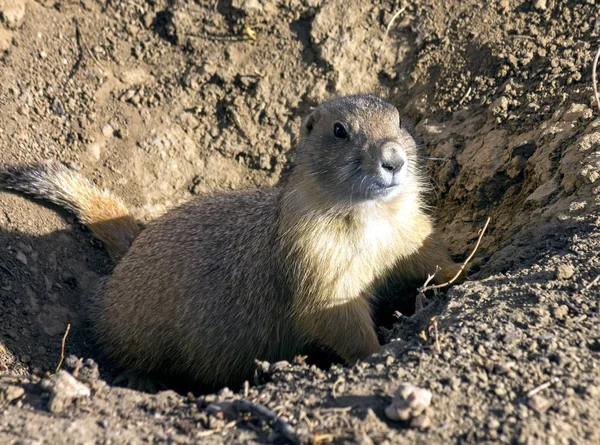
top-left (0, 162), bottom-right (140, 259)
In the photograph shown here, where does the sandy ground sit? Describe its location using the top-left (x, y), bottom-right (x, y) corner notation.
top-left (0, 0), bottom-right (599, 443)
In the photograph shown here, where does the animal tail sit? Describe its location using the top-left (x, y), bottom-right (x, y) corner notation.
top-left (0, 161), bottom-right (140, 259)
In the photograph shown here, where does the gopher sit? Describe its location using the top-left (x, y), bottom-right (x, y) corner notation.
top-left (0, 95), bottom-right (465, 390)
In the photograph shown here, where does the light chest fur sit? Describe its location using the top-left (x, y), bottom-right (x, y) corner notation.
top-left (282, 193), bottom-right (434, 313)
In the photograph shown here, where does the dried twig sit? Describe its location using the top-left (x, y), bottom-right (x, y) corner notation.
top-left (73, 19), bottom-right (104, 75)
top-left (385, 7), bottom-right (406, 37)
top-left (459, 86), bottom-right (473, 105)
top-left (428, 316), bottom-right (441, 353)
top-left (593, 44), bottom-right (600, 114)
top-left (318, 406), bottom-right (352, 413)
top-left (313, 433), bottom-right (340, 443)
top-left (232, 399), bottom-right (299, 444)
top-left (585, 274), bottom-right (600, 290)
top-left (331, 377), bottom-right (345, 398)
top-left (72, 357), bottom-right (83, 378)
top-left (527, 377), bottom-right (559, 398)
top-left (422, 266), bottom-right (441, 290)
top-left (420, 216), bottom-right (490, 293)
top-left (415, 265), bottom-right (441, 310)
top-left (55, 323), bottom-right (71, 374)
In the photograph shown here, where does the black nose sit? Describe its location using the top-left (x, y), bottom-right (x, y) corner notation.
top-left (381, 158), bottom-right (404, 173)
top-left (380, 150), bottom-right (405, 173)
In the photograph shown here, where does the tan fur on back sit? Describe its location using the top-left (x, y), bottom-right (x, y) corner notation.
top-left (0, 95), bottom-right (461, 390)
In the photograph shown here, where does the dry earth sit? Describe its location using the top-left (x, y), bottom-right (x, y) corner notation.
top-left (0, 0), bottom-right (599, 444)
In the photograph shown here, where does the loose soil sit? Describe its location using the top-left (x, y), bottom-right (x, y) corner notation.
top-left (0, 0), bottom-right (599, 444)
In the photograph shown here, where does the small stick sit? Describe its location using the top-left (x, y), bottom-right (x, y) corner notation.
top-left (232, 399), bottom-right (299, 444)
top-left (313, 433), bottom-right (340, 443)
top-left (74, 19), bottom-right (104, 72)
top-left (459, 86), bottom-right (472, 105)
top-left (318, 406), bottom-right (352, 413)
top-left (197, 430), bottom-right (216, 437)
top-left (385, 7), bottom-right (406, 37)
top-left (527, 377), bottom-right (559, 398)
top-left (585, 274), bottom-right (600, 290)
top-left (593, 44), bottom-right (600, 114)
top-left (422, 266), bottom-right (441, 290)
top-left (55, 323), bottom-right (71, 374)
top-left (72, 357), bottom-right (83, 378)
top-left (331, 377), bottom-right (344, 399)
top-left (428, 316), bottom-right (441, 353)
top-left (420, 217), bottom-right (490, 293)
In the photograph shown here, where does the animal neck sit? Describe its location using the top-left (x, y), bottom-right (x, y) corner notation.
top-left (277, 172), bottom-right (432, 309)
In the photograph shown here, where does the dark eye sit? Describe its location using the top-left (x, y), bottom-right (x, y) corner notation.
top-left (333, 123), bottom-right (348, 139)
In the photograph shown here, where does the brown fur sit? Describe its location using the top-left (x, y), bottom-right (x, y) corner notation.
top-left (0, 162), bottom-right (139, 259)
top-left (1, 95), bottom-right (461, 390)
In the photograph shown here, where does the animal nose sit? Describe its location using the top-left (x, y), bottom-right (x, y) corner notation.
top-left (379, 143), bottom-right (406, 174)
top-left (381, 159), bottom-right (403, 173)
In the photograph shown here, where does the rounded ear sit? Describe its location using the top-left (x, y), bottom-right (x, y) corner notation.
top-left (300, 109), bottom-right (320, 138)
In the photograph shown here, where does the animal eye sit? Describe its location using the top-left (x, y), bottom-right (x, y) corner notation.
top-left (333, 123), bottom-right (348, 139)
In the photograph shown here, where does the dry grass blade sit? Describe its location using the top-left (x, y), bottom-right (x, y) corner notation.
top-left (593, 44), bottom-right (600, 114)
top-left (385, 7), bottom-right (406, 37)
top-left (527, 377), bottom-right (559, 398)
top-left (420, 216), bottom-right (490, 293)
top-left (585, 274), bottom-right (600, 290)
top-left (55, 323), bottom-right (71, 374)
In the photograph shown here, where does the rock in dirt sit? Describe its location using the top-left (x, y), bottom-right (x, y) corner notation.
top-left (0, 0), bottom-right (25, 29)
top-left (40, 370), bottom-right (91, 413)
top-left (385, 383), bottom-right (433, 423)
top-left (231, 0), bottom-right (262, 14)
top-left (527, 395), bottom-right (550, 413)
top-left (554, 264), bottom-right (575, 280)
top-left (552, 304), bottom-right (569, 320)
top-left (410, 414), bottom-right (431, 429)
top-left (15, 250), bottom-right (27, 265)
top-left (0, 384), bottom-right (25, 402)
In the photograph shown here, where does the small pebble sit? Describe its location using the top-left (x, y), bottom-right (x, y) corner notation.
top-left (527, 395), bottom-right (550, 412)
top-left (494, 361), bottom-right (516, 374)
top-left (385, 383), bottom-right (432, 422)
top-left (40, 370), bottom-right (91, 413)
top-left (487, 418), bottom-right (501, 429)
top-left (553, 305), bottom-right (569, 319)
top-left (15, 250), bottom-right (27, 265)
top-left (1, 384), bottom-right (25, 402)
top-left (410, 414), bottom-right (431, 429)
top-left (554, 264), bottom-right (574, 280)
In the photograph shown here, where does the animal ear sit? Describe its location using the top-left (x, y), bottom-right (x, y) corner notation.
top-left (300, 109), bottom-right (319, 138)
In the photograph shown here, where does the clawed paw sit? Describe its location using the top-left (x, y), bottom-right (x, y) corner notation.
top-left (112, 370), bottom-right (167, 393)
top-left (435, 257), bottom-right (484, 285)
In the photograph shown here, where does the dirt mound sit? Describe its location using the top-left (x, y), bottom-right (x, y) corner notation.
top-left (0, 0), bottom-right (599, 443)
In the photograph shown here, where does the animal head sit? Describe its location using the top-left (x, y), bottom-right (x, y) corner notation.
top-left (293, 94), bottom-right (424, 208)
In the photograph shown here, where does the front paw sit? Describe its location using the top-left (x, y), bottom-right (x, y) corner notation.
top-left (341, 335), bottom-right (380, 365)
top-left (436, 257), bottom-right (484, 285)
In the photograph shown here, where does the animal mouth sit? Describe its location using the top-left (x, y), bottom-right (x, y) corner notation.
top-left (364, 181), bottom-right (400, 199)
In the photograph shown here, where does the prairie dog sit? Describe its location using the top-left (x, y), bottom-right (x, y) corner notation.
top-left (0, 95), bottom-right (462, 390)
